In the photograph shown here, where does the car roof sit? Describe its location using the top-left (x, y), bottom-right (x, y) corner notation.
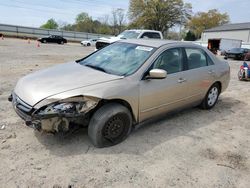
top-left (118, 39), bottom-right (196, 48)
top-left (126, 29), bottom-right (161, 33)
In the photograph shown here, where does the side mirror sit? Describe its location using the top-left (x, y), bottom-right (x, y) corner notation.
top-left (147, 69), bottom-right (167, 79)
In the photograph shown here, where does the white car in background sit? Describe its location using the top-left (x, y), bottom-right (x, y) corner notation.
top-left (81, 38), bottom-right (98, 46)
top-left (96, 29), bottom-right (163, 50)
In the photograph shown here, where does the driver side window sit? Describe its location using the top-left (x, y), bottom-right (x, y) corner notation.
top-left (153, 48), bottom-right (183, 74)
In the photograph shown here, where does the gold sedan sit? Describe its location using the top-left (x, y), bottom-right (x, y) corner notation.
top-left (10, 39), bottom-right (230, 147)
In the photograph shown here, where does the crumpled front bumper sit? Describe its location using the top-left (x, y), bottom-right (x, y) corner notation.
top-left (9, 93), bottom-right (87, 133)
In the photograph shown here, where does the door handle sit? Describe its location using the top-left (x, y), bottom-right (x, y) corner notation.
top-left (208, 70), bottom-right (215, 74)
top-left (178, 78), bottom-right (187, 83)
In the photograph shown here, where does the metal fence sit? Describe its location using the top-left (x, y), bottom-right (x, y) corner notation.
top-left (0, 23), bottom-right (111, 41)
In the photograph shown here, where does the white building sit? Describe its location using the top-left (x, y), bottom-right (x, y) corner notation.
top-left (201, 22), bottom-right (250, 43)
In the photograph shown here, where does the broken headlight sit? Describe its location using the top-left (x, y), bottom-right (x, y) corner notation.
top-left (36, 98), bottom-right (98, 117)
top-left (37, 102), bottom-right (83, 116)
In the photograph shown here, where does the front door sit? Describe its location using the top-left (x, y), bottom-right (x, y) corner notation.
top-left (139, 48), bottom-right (188, 122)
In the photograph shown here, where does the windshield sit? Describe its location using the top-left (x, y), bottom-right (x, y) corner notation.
top-left (79, 42), bottom-right (155, 76)
top-left (117, 31), bottom-right (140, 39)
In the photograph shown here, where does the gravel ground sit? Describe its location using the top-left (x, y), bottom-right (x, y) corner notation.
top-left (0, 38), bottom-right (250, 188)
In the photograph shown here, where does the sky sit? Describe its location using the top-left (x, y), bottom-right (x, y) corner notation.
top-left (0, 0), bottom-right (249, 27)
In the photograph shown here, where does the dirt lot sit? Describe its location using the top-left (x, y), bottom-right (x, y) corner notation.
top-left (0, 38), bottom-right (250, 188)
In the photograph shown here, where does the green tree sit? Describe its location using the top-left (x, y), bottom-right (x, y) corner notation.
top-left (128, 0), bottom-right (192, 34)
top-left (40, 18), bottom-right (58, 29)
top-left (184, 30), bottom-right (197, 41)
top-left (187, 9), bottom-right (230, 38)
top-left (76, 12), bottom-right (91, 24)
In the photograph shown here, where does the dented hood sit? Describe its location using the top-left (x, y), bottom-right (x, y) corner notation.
top-left (14, 62), bottom-right (123, 106)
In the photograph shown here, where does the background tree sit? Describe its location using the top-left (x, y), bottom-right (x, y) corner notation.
top-left (40, 18), bottom-right (58, 29)
top-left (184, 30), bottom-right (197, 41)
top-left (110, 8), bottom-right (126, 35)
top-left (97, 15), bottom-right (113, 34)
top-left (76, 12), bottom-right (91, 24)
top-left (116, 8), bottom-right (126, 33)
top-left (111, 9), bottom-right (118, 35)
top-left (128, 0), bottom-right (192, 34)
top-left (74, 12), bottom-right (96, 32)
top-left (187, 9), bottom-right (230, 38)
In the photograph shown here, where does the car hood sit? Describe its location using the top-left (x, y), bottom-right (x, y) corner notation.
top-left (14, 62), bottom-right (123, 106)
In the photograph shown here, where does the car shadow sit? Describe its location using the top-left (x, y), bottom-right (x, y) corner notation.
top-left (35, 96), bottom-right (244, 157)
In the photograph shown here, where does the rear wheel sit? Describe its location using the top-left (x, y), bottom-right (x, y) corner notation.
top-left (42, 39), bottom-right (46, 43)
top-left (200, 83), bottom-right (220, 109)
top-left (87, 43), bottom-right (91, 46)
top-left (60, 41), bottom-right (64, 44)
top-left (88, 103), bottom-right (132, 148)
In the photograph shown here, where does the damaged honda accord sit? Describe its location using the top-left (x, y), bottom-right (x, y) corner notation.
top-left (9, 39), bottom-right (230, 147)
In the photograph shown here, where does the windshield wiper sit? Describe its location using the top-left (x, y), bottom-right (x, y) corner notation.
top-left (85, 64), bottom-right (108, 73)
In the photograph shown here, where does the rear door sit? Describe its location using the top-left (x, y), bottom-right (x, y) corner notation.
top-left (183, 47), bottom-right (216, 104)
top-left (139, 47), bottom-right (189, 121)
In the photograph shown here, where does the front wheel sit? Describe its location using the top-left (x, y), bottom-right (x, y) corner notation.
top-left (88, 103), bottom-right (132, 148)
top-left (200, 83), bottom-right (220, 109)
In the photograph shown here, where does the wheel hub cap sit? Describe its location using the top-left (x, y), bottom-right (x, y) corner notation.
top-left (207, 87), bottom-right (218, 106)
top-left (104, 116), bottom-right (124, 139)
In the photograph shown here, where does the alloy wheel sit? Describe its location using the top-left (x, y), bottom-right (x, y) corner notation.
top-left (207, 87), bottom-right (218, 107)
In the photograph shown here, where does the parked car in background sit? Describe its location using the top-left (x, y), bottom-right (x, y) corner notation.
top-left (9, 39), bottom-right (230, 147)
top-left (96, 29), bottom-right (163, 50)
top-left (81, 38), bottom-right (98, 46)
top-left (224, 48), bottom-right (250, 60)
top-left (37, 35), bottom-right (67, 44)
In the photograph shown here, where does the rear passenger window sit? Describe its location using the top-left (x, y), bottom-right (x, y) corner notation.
top-left (153, 48), bottom-right (183, 74)
top-left (141, 32), bottom-right (161, 39)
top-left (185, 48), bottom-right (212, 69)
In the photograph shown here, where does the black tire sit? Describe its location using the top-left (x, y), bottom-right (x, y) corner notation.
top-left (60, 41), bottom-right (64, 44)
top-left (200, 83), bottom-right (220, 110)
top-left (87, 43), bottom-right (90, 46)
top-left (42, 39), bottom-right (46, 43)
top-left (88, 103), bottom-right (132, 148)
